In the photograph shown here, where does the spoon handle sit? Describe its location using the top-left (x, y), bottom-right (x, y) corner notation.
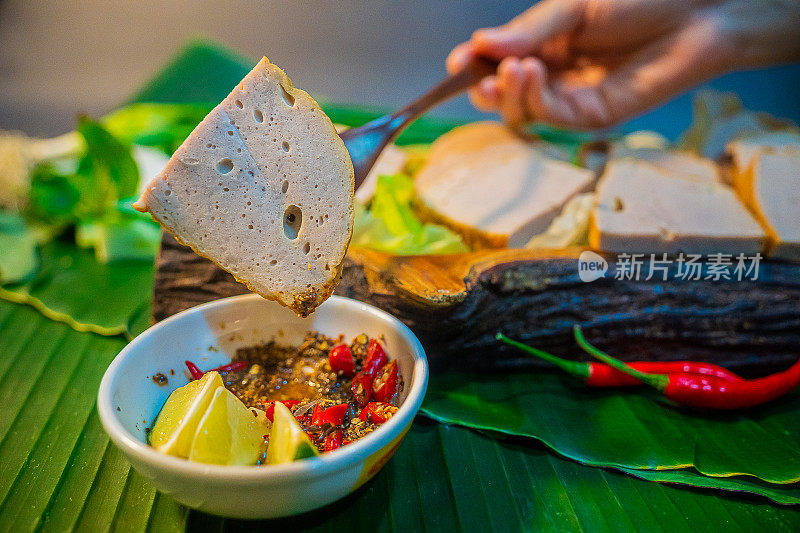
top-left (340, 57), bottom-right (497, 189)
top-left (394, 56), bottom-right (498, 130)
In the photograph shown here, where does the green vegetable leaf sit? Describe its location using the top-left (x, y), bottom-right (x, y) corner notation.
top-left (76, 217), bottom-right (161, 263)
top-left (370, 173), bottom-right (421, 234)
top-left (26, 163), bottom-right (81, 228)
top-left (526, 123), bottom-right (596, 145)
top-left (75, 196), bottom-right (162, 263)
top-left (0, 213), bottom-right (38, 283)
top-left (352, 174), bottom-right (468, 255)
top-left (102, 102), bottom-right (213, 154)
top-left (421, 371), bottom-right (800, 485)
top-left (76, 116), bottom-right (140, 208)
top-left (23, 119), bottom-right (158, 262)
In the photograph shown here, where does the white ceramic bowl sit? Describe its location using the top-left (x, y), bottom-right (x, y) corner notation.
top-left (97, 294), bottom-right (428, 519)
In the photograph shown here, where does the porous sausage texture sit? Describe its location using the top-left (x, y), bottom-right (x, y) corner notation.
top-left (135, 57), bottom-right (354, 316)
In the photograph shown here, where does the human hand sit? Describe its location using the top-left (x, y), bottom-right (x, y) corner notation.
top-left (447, 0), bottom-right (800, 129)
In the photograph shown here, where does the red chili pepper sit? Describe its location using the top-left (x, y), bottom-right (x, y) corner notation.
top-left (263, 400), bottom-right (301, 423)
top-left (312, 403), bottom-right (348, 426)
top-left (351, 372), bottom-right (373, 406)
top-left (325, 403), bottom-right (348, 425)
top-left (359, 402), bottom-right (398, 424)
top-left (329, 344), bottom-right (356, 376)
top-left (184, 360), bottom-right (203, 380)
top-left (363, 339), bottom-right (388, 378)
top-left (372, 360), bottom-right (399, 402)
top-left (573, 326), bottom-right (800, 410)
top-left (496, 334), bottom-right (742, 387)
top-left (324, 429), bottom-right (343, 452)
top-left (311, 404), bottom-right (324, 426)
top-left (587, 360), bottom-right (742, 386)
top-left (184, 360), bottom-right (249, 380)
top-left (208, 361), bottom-right (249, 373)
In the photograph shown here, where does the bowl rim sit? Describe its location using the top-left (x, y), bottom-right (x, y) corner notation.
top-left (97, 294), bottom-right (429, 482)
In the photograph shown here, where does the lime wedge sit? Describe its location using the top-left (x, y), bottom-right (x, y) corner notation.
top-left (149, 371), bottom-right (223, 458)
top-left (265, 401), bottom-right (319, 464)
top-left (188, 387), bottom-right (268, 465)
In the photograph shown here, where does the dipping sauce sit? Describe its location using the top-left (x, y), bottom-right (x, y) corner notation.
top-left (218, 332), bottom-right (403, 459)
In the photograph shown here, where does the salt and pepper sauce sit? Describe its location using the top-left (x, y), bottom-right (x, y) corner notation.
top-left (218, 332), bottom-right (403, 459)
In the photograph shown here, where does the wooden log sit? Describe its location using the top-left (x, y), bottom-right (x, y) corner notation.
top-left (154, 234), bottom-right (800, 376)
top-left (153, 233), bottom-right (248, 321)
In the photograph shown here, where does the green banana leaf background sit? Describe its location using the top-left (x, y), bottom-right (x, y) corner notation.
top-left (1, 40), bottom-right (800, 531)
top-left (1, 241), bottom-right (154, 338)
top-left (421, 372), bottom-right (800, 504)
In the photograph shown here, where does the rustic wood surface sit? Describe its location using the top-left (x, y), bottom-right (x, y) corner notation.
top-left (154, 233), bottom-right (800, 376)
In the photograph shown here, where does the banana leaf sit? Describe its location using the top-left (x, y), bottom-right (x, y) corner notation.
top-left (421, 371), bottom-right (800, 485)
top-left (0, 225), bottom-right (794, 527)
top-left (2, 304), bottom-right (798, 533)
top-left (0, 213), bottom-right (39, 284)
top-left (0, 240), bottom-right (154, 338)
top-left (622, 469), bottom-right (800, 505)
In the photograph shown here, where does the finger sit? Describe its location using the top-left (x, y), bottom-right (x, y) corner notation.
top-left (522, 57), bottom-right (580, 128)
top-left (446, 42), bottom-right (474, 74)
top-left (598, 20), bottom-right (725, 125)
top-left (468, 76), bottom-right (500, 111)
top-left (539, 34), bottom-right (574, 69)
top-left (497, 57), bottom-right (527, 127)
top-left (563, 82), bottom-right (612, 129)
top-left (519, 19), bottom-right (724, 130)
top-left (520, 57), bottom-right (548, 123)
top-left (471, 0), bottom-right (584, 59)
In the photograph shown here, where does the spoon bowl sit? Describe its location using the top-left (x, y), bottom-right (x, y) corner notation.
top-left (339, 57), bottom-right (496, 189)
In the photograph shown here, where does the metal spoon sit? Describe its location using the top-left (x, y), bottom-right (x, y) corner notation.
top-left (339, 57), bottom-right (497, 190)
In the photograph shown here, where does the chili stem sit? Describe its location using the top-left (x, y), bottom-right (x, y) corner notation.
top-left (496, 332), bottom-right (590, 379)
top-left (572, 326), bottom-right (668, 390)
top-left (184, 360), bottom-right (203, 380)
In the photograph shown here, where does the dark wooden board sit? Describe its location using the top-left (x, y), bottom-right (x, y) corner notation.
top-left (154, 233), bottom-right (800, 376)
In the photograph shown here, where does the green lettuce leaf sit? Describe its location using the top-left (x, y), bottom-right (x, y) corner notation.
top-left (26, 117), bottom-right (141, 228)
top-left (352, 174), bottom-right (468, 255)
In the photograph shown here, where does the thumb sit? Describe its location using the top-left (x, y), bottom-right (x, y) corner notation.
top-left (471, 0), bottom-right (585, 59)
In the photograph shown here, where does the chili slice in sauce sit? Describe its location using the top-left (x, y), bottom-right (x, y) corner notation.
top-left (359, 402), bottom-right (398, 424)
top-left (373, 360), bottom-right (399, 402)
top-left (363, 339), bottom-right (388, 378)
top-left (351, 372), bottom-right (373, 406)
